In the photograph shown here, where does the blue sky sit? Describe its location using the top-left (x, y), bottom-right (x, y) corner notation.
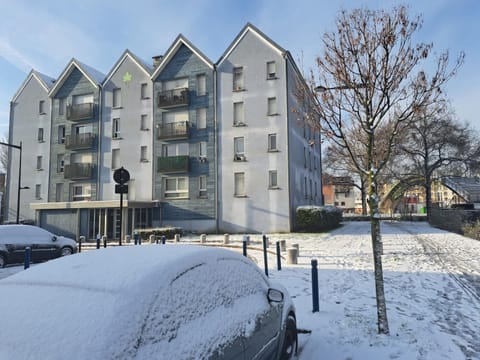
top-left (1, 0), bottom-right (478, 136)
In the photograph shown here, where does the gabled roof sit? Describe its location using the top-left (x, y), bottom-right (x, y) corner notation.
top-left (103, 49), bottom-right (154, 85)
top-left (49, 58), bottom-right (106, 97)
top-left (11, 70), bottom-right (55, 102)
top-left (151, 35), bottom-right (213, 80)
top-left (216, 23), bottom-right (286, 66)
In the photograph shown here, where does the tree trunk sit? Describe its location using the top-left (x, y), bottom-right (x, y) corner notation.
top-left (425, 174), bottom-right (432, 222)
top-left (361, 177), bottom-right (367, 215)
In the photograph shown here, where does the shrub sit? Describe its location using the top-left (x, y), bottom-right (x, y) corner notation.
top-left (135, 227), bottom-right (183, 240)
top-left (462, 220), bottom-right (480, 241)
top-left (296, 206), bottom-right (343, 232)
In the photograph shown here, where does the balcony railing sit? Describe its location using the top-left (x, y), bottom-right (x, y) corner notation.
top-left (157, 121), bottom-right (189, 140)
top-left (157, 88), bottom-right (189, 108)
top-left (157, 156), bottom-right (189, 173)
top-left (67, 103), bottom-right (94, 121)
top-left (64, 163), bottom-right (94, 180)
top-left (65, 133), bottom-right (95, 150)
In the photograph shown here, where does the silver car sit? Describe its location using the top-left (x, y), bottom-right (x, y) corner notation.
top-left (0, 224), bottom-right (77, 267)
top-left (0, 245), bottom-right (297, 359)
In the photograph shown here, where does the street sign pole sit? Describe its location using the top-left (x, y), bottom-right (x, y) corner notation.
top-left (113, 167), bottom-right (130, 247)
top-left (119, 191), bottom-right (123, 246)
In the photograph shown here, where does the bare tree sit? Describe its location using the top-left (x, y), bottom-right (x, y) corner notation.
top-left (300, 6), bottom-right (464, 334)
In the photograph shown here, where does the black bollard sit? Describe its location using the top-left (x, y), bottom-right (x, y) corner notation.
top-left (161, 236), bottom-right (166, 245)
top-left (78, 237), bottom-right (82, 253)
top-left (262, 235), bottom-right (269, 277)
top-left (243, 240), bottom-right (247, 257)
top-left (311, 259), bottom-right (319, 313)
top-left (24, 247), bottom-right (31, 269)
top-left (103, 236), bottom-right (107, 248)
top-left (96, 235), bottom-right (100, 249)
top-left (276, 241), bottom-right (282, 271)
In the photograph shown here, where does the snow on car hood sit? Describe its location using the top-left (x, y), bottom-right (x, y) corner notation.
top-left (0, 245), bottom-right (275, 360)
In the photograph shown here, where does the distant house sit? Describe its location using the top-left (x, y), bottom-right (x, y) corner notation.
top-left (322, 175), bottom-right (355, 212)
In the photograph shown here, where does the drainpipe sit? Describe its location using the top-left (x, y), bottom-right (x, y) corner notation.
top-left (283, 54), bottom-right (293, 231)
top-left (214, 65), bottom-right (219, 233)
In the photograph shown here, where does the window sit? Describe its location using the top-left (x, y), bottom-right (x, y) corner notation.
top-left (234, 137), bottom-right (245, 161)
top-left (59, 98), bottom-right (66, 115)
top-left (162, 110), bottom-right (189, 124)
top-left (140, 146), bottom-right (148, 162)
top-left (162, 143), bottom-right (189, 157)
top-left (35, 184), bottom-right (41, 200)
top-left (196, 74), bottom-right (206, 96)
top-left (199, 175), bottom-right (207, 198)
top-left (234, 172), bottom-right (245, 196)
top-left (268, 133), bottom-right (277, 151)
top-left (269, 170), bottom-right (278, 189)
top-left (57, 154), bottom-right (64, 173)
top-left (267, 61), bottom-right (276, 79)
top-left (233, 67), bottom-right (244, 91)
top-left (113, 88), bottom-right (121, 108)
top-left (233, 102), bottom-right (245, 126)
top-left (39, 100), bottom-right (45, 114)
top-left (304, 176), bottom-right (308, 198)
top-left (199, 141), bottom-right (207, 159)
top-left (268, 97), bottom-right (277, 115)
top-left (140, 114), bottom-right (149, 130)
top-left (140, 83), bottom-right (148, 99)
top-left (37, 128), bottom-right (44, 142)
top-left (55, 183), bottom-right (63, 202)
top-left (58, 125), bottom-right (65, 144)
top-left (36, 156), bottom-right (42, 170)
top-left (163, 78), bottom-right (188, 91)
top-left (196, 108), bottom-right (207, 129)
top-left (304, 147), bottom-right (307, 168)
top-left (72, 184), bottom-right (91, 201)
top-left (112, 118), bottom-right (121, 139)
top-left (112, 149), bottom-right (120, 169)
top-left (164, 177), bottom-right (188, 199)
top-left (310, 179), bottom-right (313, 199)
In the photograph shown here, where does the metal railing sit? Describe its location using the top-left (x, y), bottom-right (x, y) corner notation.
top-left (157, 121), bottom-right (189, 140)
top-left (64, 163), bottom-right (94, 179)
top-left (65, 133), bottom-right (94, 150)
top-left (157, 88), bottom-right (189, 108)
top-left (66, 103), bottom-right (94, 121)
top-left (157, 156), bottom-right (189, 173)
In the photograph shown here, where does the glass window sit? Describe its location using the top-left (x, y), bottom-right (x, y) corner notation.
top-left (234, 172), bottom-right (245, 196)
top-left (57, 154), bottom-right (64, 173)
top-left (35, 184), bottom-right (41, 199)
top-left (233, 67), bottom-right (244, 91)
top-left (268, 133), bottom-right (277, 151)
top-left (39, 100), bottom-right (45, 114)
top-left (199, 142), bottom-right (207, 158)
top-left (164, 177), bottom-right (188, 199)
top-left (196, 108), bottom-right (207, 129)
top-left (162, 143), bottom-right (188, 157)
top-left (55, 183), bottom-right (63, 202)
top-left (113, 88), bottom-right (121, 107)
top-left (234, 137), bottom-right (245, 160)
top-left (140, 83), bottom-right (148, 99)
top-left (112, 118), bottom-right (120, 139)
top-left (59, 98), bottom-right (66, 115)
top-left (197, 74), bottom-right (206, 96)
top-left (268, 97), bottom-right (277, 115)
top-left (37, 128), bottom-right (44, 142)
top-left (36, 156), bottom-right (42, 170)
top-left (112, 149), bottom-right (120, 169)
top-left (58, 125), bottom-right (65, 144)
top-left (199, 175), bottom-right (207, 197)
top-left (269, 170), bottom-right (278, 188)
top-left (140, 146), bottom-right (148, 162)
top-left (141, 114), bottom-right (149, 130)
top-left (267, 61), bottom-right (276, 79)
top-left (233, 102), bottom-right (244, 126)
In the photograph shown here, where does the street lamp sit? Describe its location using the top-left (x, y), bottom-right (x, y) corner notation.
top-left (0, 140), bottom-right (25, 224)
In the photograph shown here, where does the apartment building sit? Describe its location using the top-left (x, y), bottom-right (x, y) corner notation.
top-left (5, 23), bottom-right (322, 238)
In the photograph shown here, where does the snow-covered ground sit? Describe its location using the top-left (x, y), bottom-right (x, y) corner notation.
top-left (1, 221), bottom-right (479, 359)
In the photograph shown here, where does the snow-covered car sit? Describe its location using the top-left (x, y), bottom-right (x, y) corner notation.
top-left (0, 245), bottom-right (297, 360)
top-left (0, 224), bottom-right (77, 268)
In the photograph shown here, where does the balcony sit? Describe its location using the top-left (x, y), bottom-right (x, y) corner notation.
top-left (157, 156), bottom-right (189, 174)
top-left (157, 121), bottom-right (189, 140)
top-left (157, 88), bottom-right (189, 108)
top-left (64, 163), bottom-right (94, 180)
top-left (67, 103), bottom-right (94, 121)
top-left (65, 133), bottom-right (95, 150)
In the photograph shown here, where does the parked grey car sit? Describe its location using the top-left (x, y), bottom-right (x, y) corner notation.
top-left (0, 245), bottom-right (297, 359)
top-left (0, 225), bottom-right (77, 267)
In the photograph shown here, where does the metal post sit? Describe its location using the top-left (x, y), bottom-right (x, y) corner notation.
top-left (103, 235), bottom-right (107, 248)
top-left (79, 236), bottom-right (84, 253)
top-left (311, 259), bottom-right (319, 312)
top-left (262, 235), bottom-right (269, 277)
top-left (96, 234), bottom-right (100, 249)
top-left (24, 246), bottom-right (31, 269)
top-left (242, 240), bottom-right (247, 257)
top-left (276, 241), bottom-right (282, 271)
top-left (16, 141), bottom-right (22, 224)
top-left (161, 235), bottom-right (166, 244)
top-left (119, 192), bottom-right (123, 246)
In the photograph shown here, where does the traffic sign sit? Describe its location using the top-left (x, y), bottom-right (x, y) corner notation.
top-left (113, 167), bottom-right (130, 184)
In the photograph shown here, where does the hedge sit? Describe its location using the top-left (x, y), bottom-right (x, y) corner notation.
top-left (135, 227), bottom-right (183, 240)
top-left (296, 206), bottom-right (343, 232)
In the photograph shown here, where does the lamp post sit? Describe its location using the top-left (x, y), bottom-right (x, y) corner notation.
top-left (0, 140), bottom-right (24, 224)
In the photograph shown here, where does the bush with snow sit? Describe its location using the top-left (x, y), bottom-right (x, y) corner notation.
top-left (295, 206), bottom-right (342, 232)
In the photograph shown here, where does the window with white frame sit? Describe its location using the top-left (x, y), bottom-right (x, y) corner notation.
top-left (233, 67), bottom-right (244, 91)
top-left (112, 118), bottom-right (121, 139)
top-left (112, 148), bottom-right (120, 169)
top-left (234, 137), bottom-right (245, 161)
top-left (267, 61), bottom-right (276, 79)
top-left (162, 143), bottom-right (189, 157)
top-left (162, 110), bottom-right (188, 124)
top-left (164, 177), bottom-right (188, 199)
top-left (35, 184), bottom-right (41, 199)
top-left (39, 100), bottom-right (45, 114)
top-left (196, 108), bottom-right (207, 129)
top-left (55, 183), bottom-right (63, 202)
top-left (199, 175), bottom-right (207, 197)
top-left (58, 125), bottom-right (65, 144)
top-left (233, 102), bottom-right (245, 126)
top-left (37, 128), bottom-right (44, 142)
top-left (268, 97), bottom-right (277, 115)
top-left (140, 83), bottom-right (148, 99)
top-left (57, 154), bottom-right (64, 173)
top-left (268, 133), bottom-right (277, 151)
top-left (269, 170), bottom-right (278, 189)
top-left (36, 156), bottom-right (42, 170)
top-left (140, 114), bottom-right (149, 130)
top-left (140, 146), bottom-right (148, 162)
top-left (72, 184), bottom-right (91, 201)
top-left (199, 141), bottom-right (207, 159)
top-left (197, 74), bottom-right (206, 96)
top-left (113, 88), bottom-right (121, 107)
top-left (234, 172), bottom-right (245, 196)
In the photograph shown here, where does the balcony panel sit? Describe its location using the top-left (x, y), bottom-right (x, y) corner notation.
top-left (157, 156), bottom-right (189, 174)
top-left (67, 103), bottom-right (94, 121)
top-left (157, 88), bottom-right (189, 108)
top-left (157, 121), bottom-right (189, 140)
top-left (65, 133), bottom-right (95, 150)
top-left (64, 163), bottom-right (94, 180)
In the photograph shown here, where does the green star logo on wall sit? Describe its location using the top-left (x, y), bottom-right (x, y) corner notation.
top-left (123, 71), bottom-right (132, 84)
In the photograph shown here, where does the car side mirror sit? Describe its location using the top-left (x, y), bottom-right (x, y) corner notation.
top-left (52, 236), bottom-right (57, 242)
top-left (267, 288), bottom-right (284, 303)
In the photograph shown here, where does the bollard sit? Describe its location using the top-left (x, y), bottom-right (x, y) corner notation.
top-left (311, 259), bottom-right (319, 313)
top-left (276, 241), bottom-right (282, 271)
top-left (200, 234), bottom-right (206, 244)
top-left (242, 240), bottom-right (247, 257)
top-left (280, 239), bottom-right (286, 252)
top-left (175, 234), bottom-right (180, 243)
top-left (79, 236), bottom-right (85, 253)
top-left (149, 235), bottom-right (156, 244)
top-left (96, 234), bottom-right (101, 249)
top-left (24, 247), bottom-right (31, 269)
top-left (262, 233), bottom-right (269, 248)
top-left (242, 235), bottom-right (250, 246)
top-left (138, 236), bottom-right (142, 245)
top-left (103, 235), bottom-right (107, 248)
top-left (125, 235), bottom-right (131, 244)
top-left (161, 235), bottom-right (166, 245)
top-left (262, 235), bottom-right (269, 277)
top-left (287, 248), bottom-right (298, 264)
top-left (224, 233), bottom-right (230, 245)
top-left (291, 243), bottom-right (299, 257)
